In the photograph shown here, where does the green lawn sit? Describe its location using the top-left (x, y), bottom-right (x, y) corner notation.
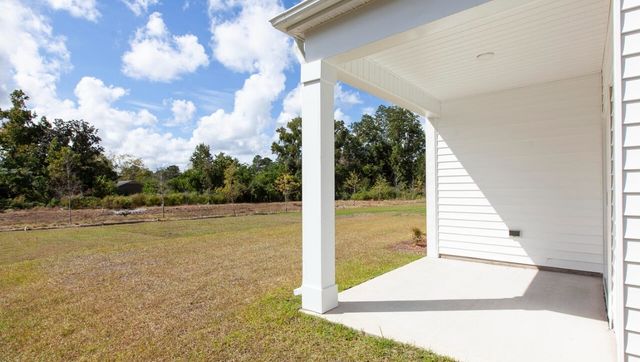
top-left (0, 204), bottom-right (451, 361)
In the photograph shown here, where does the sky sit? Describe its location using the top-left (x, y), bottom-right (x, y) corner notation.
top-left (0, 0), bottom-right (385, 169)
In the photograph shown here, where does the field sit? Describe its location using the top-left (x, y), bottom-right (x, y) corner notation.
top-left (0, 203), bottom-right (451, 361)
top-left (0, 199), bottom-right (421, 231)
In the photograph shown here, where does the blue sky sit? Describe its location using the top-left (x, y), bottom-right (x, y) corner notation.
top-left (0, 0), bottom-right (384, 169)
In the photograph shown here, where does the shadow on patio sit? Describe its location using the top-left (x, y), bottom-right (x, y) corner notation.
top-left (320, 257), bottom-right (615, 362)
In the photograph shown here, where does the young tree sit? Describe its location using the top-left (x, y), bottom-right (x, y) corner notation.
top-left (275, 173), bottom-right (300, 212)
top-left (47, 142), bottom-right (81, 224)
top-left (370, 175), bottom-right (392, 201)
top-left (344, 171), bottom-right (361, 202)
top-left (219, 163), bottom-right (246, 216)
top-left (155, 167), bottom-right (169, 219)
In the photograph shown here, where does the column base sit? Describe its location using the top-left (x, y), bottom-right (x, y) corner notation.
top-left (300, 284), bottom-right (338, 314)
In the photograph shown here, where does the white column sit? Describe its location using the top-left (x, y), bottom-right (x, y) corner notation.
top-left (299, 59), bottom-right (338, 313)
top-left (425, 117), bottom-right (439, 258)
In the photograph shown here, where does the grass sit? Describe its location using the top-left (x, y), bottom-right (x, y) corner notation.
top-left (0, 203), bottom-right (451, 361)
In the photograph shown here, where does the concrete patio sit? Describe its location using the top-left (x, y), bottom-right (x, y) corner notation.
top-left (320, 257), bottom-right (615, 362)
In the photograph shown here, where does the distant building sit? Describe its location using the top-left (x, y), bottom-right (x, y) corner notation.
top-left (116, 180), bottom-right (143, 195)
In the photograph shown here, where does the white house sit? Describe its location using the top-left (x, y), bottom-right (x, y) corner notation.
top-left (271, 0), bottom-right (640, 361)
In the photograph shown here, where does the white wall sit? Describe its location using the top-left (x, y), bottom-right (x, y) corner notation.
top-left (618, 2), bottom-right (640, 360)
top-left (434, 74), bottom-right (604, 273)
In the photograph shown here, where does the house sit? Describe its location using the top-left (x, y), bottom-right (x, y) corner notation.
top-left (271, 0), bottom-right (639, 361)
top-left (116, 180), bottom-right (143, 195)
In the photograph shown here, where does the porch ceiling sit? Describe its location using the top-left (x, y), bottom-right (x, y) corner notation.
top-left (351, 0), bottom-right (610, 101)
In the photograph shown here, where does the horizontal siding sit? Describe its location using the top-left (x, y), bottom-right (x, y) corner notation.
top-left (437, 75), bottom-right (603, 273)
top-left (623, 6), bottom-right (640, 361)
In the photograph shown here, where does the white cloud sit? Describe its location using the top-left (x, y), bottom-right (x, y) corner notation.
top-left (0, 0), bottom-right (74, 113)
top-left (0, 0), bottom-right (309, 168)
top-left (275, 82), bottom-right (364, 125)
top-left (122, 12), bottom-right (209, 82)
top-left (121, 0), bottom-right (159, 16)
top-left (192, 0), bottom-right (292, 159)
top-left (334, 108), bottom-right (351, 124)
top-left (169, 99), bottom-right (196, 126)
top-left (335, 83), bottom-right (363, 107)
top-left (276, 84), bottom-right (301, 125)
top-left (45, 0), bottom-right (100, 22)
top-left (362, 106), bottom-right (375, 116)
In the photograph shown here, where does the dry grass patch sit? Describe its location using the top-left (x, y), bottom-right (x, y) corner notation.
top-left (0, 204), bottom-right (451, 361)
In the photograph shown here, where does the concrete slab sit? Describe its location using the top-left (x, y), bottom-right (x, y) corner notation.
top-left (321, 257), bottom-right (615, 362)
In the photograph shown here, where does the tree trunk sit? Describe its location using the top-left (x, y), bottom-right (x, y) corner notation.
top-left (68, 196), bottom-right (72, 225)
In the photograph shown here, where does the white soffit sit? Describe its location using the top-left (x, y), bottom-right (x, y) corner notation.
top-left (361, 0), bottom-right (610, 101)
top-left (270, 0), bottom-right (376, 40)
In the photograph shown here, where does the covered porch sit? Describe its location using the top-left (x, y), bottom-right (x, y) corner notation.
top-left (321, 257), bottom-right (615, 362)
top-left (271, 0), bottom-right (623, 360)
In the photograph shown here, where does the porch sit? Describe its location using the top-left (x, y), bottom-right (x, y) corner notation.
top-left (320, 257), bottom-right (615, 362)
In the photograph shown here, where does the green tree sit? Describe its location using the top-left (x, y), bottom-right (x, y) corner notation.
top-left (114, 155), bottom-right (152, 182)
top-left (382, 106), bottom-right (425, 188)
top-left (271, 117), bottom-right (302, 179)
top-left (370, 175), bottom-right (393, 201)
top-left (212, 152), bottom-right (236, 188)
top-left (275, 173), bottom-right (300, 212)
top-left (344, 171), bottom-right (361, 199)
top-left (219, 163), bottom-right (247, 215)
top-left (0, 90), bottom-right (52, 203)
top-left (47, 141), bottom-right (81, 224)
top-left (51, 118), bottom-right (116, 193)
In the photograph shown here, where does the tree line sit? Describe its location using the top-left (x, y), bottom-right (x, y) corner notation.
top-left (0, 90), bottom-right (426, 210)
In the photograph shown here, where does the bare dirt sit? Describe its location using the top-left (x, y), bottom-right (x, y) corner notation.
top-left (0, 199), bottom-right (422, 231)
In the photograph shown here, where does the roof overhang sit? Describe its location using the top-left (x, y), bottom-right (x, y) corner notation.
top-left (270, 0), bottom-right (375, 41)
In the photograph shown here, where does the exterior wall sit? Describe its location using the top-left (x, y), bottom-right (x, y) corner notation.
top-left (616, 1), bottom-right (640, 360)
top-left (434, 74), bottom-right (604, 273)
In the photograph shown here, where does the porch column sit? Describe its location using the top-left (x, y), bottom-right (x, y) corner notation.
top-left (299, 59), bottom-right (338, 313)
top-left (425, 117), bottom-right (439, 258)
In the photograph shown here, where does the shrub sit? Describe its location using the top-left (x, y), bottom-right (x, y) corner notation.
top-left (130, 193), bottom-right (147, 208)
top-left (10, 195), bottom-right (30, 209)
top-left (102, 195), bottom-right (133, 209)
top-left (72, 196), bottom-right (102, 209)
top-left (411, 226), bottom-right (426, 247)
top-left (145, 194), bottom-right (162, 207)
top-left (165, 193), bottom-right (184, 206)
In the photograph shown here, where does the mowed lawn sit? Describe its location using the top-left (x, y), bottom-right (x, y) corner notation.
top-left (0, 203), bottom-right (451, 361)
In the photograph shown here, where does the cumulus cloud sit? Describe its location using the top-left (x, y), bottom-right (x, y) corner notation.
top-left (45, 0), bottom-right (100, 22)
top-left (169, 99), bottom-right (196, 126)
top-left (275, 83), bottom-right (364, 125)
top-left (0, 0), bottom-right (74, 112)
top-left (121, 0), bottom-right (159, 16)
top-left (190, 0), bottom-right (292, 158)
top-left (122, 12), bottom-right (209, 82)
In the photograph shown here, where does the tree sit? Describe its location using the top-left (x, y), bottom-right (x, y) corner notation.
top-left (275, 173), bottom-right (300, 212)
top-left (155, 167), bottom-right (169, 219)
top-left (47, 141), bottom-right (81, 224)
top-left (351, 112), bottom-right (392, 187)
top-left (219, 163), bottom-right (246, 215)
top-left (51, 118), bottom-right (116, 193)
top-left (114, 155), bottom-right (152, 182)
top-left (0, 90), bottom-right (52, 203)
top-left (383, 106), bottom-right (425, 188)
top-left (370, 175), bottom-right (392, 201)
top-left (271, 117), bottom-right (302, 179)
top-left (344, 171), bottom-right (361, 200)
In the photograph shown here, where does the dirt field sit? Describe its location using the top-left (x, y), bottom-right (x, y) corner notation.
top-left (0, 199), bottom-right (423, 231)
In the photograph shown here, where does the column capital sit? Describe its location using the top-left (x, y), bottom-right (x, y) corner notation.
top-left (301, 59), bottom-right (337, 85)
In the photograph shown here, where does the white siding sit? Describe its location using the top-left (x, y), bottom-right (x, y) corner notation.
top-left (620, 1), bottom-right (640, 359)
top-left (435, 75), bottom-right (604, 273)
